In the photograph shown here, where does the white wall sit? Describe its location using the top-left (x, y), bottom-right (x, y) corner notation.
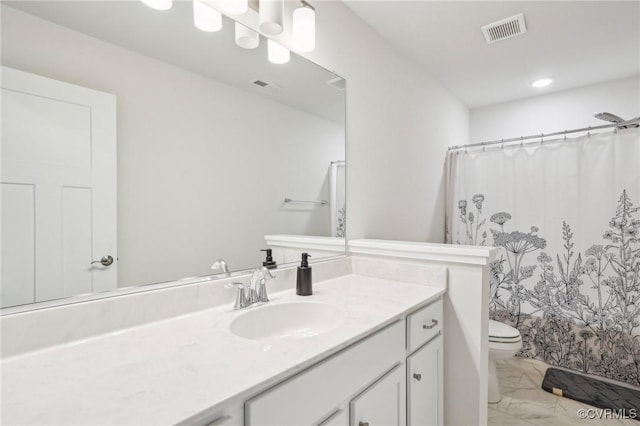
top-left (260, 1), bottom-right (468, 244)
top-left (470, 76), bottom-right (640, 143)
top-left (230, 0), bottom-right (470, 243)
top-left (1, 6), bottom-right (344, 287)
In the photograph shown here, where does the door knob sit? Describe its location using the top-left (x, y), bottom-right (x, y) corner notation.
top-left (359, 422), bottom-right (369, 426)
top-left (413, 373), bottom-right (422, 381)
top-left (90, 255), bottom-right (114, 266)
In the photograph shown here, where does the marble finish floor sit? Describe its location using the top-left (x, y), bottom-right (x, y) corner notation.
top-left (489, 357), bottom-right (639, 425)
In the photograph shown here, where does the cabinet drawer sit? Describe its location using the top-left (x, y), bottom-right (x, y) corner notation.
top-left (407, 298), bottom-right (442, 353)
top-left (245, 320), bottom-right (404, 426)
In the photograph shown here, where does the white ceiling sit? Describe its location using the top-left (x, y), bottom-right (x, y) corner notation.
top-left (8, 1), bottom-right (638, 111)
top-left (345, 1), bottom-right (640, 108)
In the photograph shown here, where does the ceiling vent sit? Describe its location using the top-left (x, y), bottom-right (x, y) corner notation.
top-left (326, 76), bottom-right (346, 91)
top-left (481, 13), bottom-right (527, 44)
top-left (251, 79), bottom-right (282, 93)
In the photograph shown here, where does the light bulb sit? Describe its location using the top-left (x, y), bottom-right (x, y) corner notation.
top-left (293, 5), bottom-right (315, 52)
top-left (268, 40), bottom-right (290, 64)
top-left (193, 0), bottom-right (222, 32)
top-left (220, 0), bottom-right (248, 15)
top-left (235, 22), bottom-right (260, 49)
top-left (259, 0), bottom-right (284, 35)
top-left (140, 0), bottom-right (172, 11)
top-left (530, 78), bottom-right (553, 88)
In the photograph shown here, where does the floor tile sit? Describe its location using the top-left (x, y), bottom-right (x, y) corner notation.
top-left (488, 408), bottom-right (537, 426)
top-left (491, 394), bottom-right (513, 413)
top-left (489, 357), bottom-right (640, 425)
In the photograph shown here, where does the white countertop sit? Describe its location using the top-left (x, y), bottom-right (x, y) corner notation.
top-left (1, 274), bottom-right (445, 425)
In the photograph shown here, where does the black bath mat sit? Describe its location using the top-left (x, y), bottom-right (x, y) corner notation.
top-left (542, 368), bottom-right (640, 419)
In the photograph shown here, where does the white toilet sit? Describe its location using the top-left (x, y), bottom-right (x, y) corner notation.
top-left (488, 319), bottom-right (522, 403)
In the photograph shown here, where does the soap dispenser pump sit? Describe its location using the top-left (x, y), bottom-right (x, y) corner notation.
top-left (260, 249), bottom-right (277, 269)
top-left (296, 253), bottom-right (313, 296)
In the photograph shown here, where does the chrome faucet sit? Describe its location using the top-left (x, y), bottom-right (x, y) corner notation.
top-left (249, 266), bottom-right (275, 304)
top-left (226, 267), bottom-right (275, 310)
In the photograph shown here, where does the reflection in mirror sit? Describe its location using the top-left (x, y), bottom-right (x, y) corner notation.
top-left (0, 1), bottom-right (346, 310)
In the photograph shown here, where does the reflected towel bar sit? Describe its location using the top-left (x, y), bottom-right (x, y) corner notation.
top-left (284, 198), bottom-right (328, 205)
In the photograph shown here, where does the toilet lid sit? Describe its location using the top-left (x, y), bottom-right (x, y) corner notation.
top-left (489, 320), bottom-right (521, 340)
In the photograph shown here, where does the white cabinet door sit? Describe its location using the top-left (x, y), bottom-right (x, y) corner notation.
top-left (1, 66), bottom-right (117, 307)
top-left (350, 364), bottom-right (405, 426)
top-left (407, 335), bottom-right (442, 426)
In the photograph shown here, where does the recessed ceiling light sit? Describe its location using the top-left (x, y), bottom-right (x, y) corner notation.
top-left (531, 78), bottom-right (553, 88)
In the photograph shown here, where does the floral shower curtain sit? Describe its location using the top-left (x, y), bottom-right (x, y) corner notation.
top-left (445, 128), bottom-right (640, 386)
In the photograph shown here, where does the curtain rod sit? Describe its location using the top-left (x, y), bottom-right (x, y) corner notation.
top-left (448, 118), bottom-right (640, 151)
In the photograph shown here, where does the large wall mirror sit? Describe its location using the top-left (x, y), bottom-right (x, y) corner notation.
top-left (1, 0), bottom-right (346, 310)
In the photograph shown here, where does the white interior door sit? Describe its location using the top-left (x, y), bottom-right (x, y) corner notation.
top-left (1, 66), bottom-right (117, 308)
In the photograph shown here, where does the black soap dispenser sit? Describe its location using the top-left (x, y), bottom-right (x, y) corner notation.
top-left (296, 253), bottom-right (313, 296)
top-left (260, 249), bottom-right (277, 269)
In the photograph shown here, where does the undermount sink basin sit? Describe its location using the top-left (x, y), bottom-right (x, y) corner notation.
top-left (230, 302), bottom-right (344, 341)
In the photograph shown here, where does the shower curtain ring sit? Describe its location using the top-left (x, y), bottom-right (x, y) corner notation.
top-left (588, 126), bottom-right (591, 137)
top-left (540, 133), bottom-right (544, 144)
top-left (482, 142), bottom-right (485, 152)
top-left (564, 130), bottom-right (567, 140)
top-left (520, 136), bottom-right (524, 147)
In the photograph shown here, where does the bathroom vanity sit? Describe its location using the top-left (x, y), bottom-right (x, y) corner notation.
top-left (1, 271), bottom-right (444, 426)
top-left (1, 240), bottom-right (497, 426)
top-left (242, 294), bottom-right (443, 426)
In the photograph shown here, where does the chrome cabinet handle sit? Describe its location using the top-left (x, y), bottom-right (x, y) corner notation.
top-left (90, 255), bottom-right (114, 266)
top-left (423, 319), bottom-right (438, 329)
top-left (413, 373), bottom-right (422, 381)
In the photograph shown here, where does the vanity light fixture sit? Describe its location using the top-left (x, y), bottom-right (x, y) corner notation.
top-left (193, 0), bottom-right (222, 32)
top-left (235, 22), bottom-right (260, 49)
top-left (530, 77), bottom-right (553, 88)
top-left (220, 0), bottom-right (248, 16)
top-left (267, 39), bottom-right (290, 64)
top-left (140, 0), bottom-right (172, 11)
top-left (259, 0), bottom-right (284, 35)
top-left (292, 1), bottom-right (315, 52)
top-left (141, 0), bottom-right (314, 63)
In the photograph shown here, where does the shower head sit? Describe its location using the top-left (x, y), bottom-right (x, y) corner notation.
top-left (593, 112), bottom-right (639, 129)
top-left (594, 112), bottom-right (625, 123)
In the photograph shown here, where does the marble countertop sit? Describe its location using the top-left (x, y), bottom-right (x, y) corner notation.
top-left (1, 274), bottom-right (445, 425)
